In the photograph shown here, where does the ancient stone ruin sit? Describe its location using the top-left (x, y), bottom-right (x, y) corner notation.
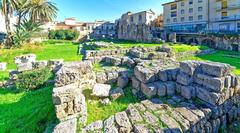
top-left (51, 58), bottom-right (240, 133)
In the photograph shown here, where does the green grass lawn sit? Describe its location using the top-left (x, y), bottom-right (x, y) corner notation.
top-left (83, 86), bottom-right (139, 124)
top-left (0, 40), bottom-right (82, 81)
top-left (170, 44), bottom-right (209, 53)
top-left (0, 86), bottom-right (56, 133)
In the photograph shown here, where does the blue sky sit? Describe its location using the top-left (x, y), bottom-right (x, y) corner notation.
top-left (53, 0), bottom-right (171, 22)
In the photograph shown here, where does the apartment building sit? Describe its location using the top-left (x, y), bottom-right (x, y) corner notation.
top-left (163, 0), bottom-right (240, 33)
top-left (209, 0), bottom-right (240, 33)
top-left (163, 0), bottom-right (209, 33)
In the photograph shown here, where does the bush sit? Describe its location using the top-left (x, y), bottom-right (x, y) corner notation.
top-left (48, 29), bottom-right (79, 40)
top-left (15, 68), bottom-right (53, 91)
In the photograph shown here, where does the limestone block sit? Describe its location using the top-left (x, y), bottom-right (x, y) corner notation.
top-left (52, 83), bottom-right (86, 121)
top-left (106, 71), bottom-right (118, 84)
top-left (52, 118), bottom-right (77, 133)
top-left (134, 65), bottom-right (157, 84)
top-left (115, 111), bottom-right (132, 131)
top-left (83, 120), bottom-right (103, 132)
top-left (55, 61), bottom-right (95, 87)
top-left (165, 81), bottom-right (176, 96)
top-left (132, 76), bottom-right (141, 91)
top-left (179, 84), bottom-right (196, 100)
top-left (196, 86), bottom-right (221, 105)
top-left (17, 63), bottom-right (33, 72)
top-left (180, 60), bottom-right (200, 76)
top-left (200, 62), bottom-right (231, 77)
top-left (96, 72), bottom-right (107, 83)
top-left (141, 83), bottom-right (157, 98)
top-left (155, 82), bottom-right (166, 97)
top-left (0, 62), bottom-right (7, 71)
top-left (177, 72), bottom-right (193, 86)
top-left (14, 54), bottom-right (36, 64)
top-left (117, 75), bottom-right (129, 88)
top-left (92, 83), bottom-right (111, 97)
top-left (194, 74), bottom-right (224, 93)
top-left (158, 70), bottom-right (168, 82)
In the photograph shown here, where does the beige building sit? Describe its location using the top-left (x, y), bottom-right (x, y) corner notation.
top-left (209, 0), bottom-right (240, 32)
top-left (163, 0), bottom-right (209, 33)
top-left (163, 0), bottom-right (240, 33)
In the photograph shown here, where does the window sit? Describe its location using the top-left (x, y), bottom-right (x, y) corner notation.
top-left (219, 24), bottom-right (230, 32)
top-left (198, 15), bottom-right (203, 20)
top-left (149, 15), bottom-right (152, 19)
top-left (171, 4), bottom-right (177, 10)
top-left (181, 2), bottom-right (185, 6)
top-left (222, 1), bottom-right (228, 9)
top-left (221, 11), bottom-right (228, 19)
top-left (189, 0), bottom-right (193, 5)
top-left (181, 17), bottom-right (185, 22)
top-left (189, 8), bottom-right (193, 13)
top-left (171, 11), bottom-right (177, 17)
top-left (130, 16), bottom-right (133, 22)
top-left (198, 7), bottom-right (203, 11)
top-left (167, 19), bottom-right (170, 23)
top-left (189, 16), bottom-right (193, 21)
top-left (181, 9), bottom-right (185, 14)
top-left (173, 18), bottom-right (177, 22)
top-left (198, 0), bottom-right (203, 3)
top-left (139, 15), bottom-right (142, 21)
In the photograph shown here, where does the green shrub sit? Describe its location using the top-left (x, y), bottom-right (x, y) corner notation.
top-left (48, 29), bottom-right (79, 40)
top-left (16, 68), bottom-right (53, 91)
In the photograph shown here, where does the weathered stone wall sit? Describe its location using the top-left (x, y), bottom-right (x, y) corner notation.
top-left (118, 22), bottom-right (153, 42)
top-left (52, 61), bottom-right (96, 133)
top-left (82, 60), bottom-right (240, 133)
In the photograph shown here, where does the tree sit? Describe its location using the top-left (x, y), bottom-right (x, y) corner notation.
top-left (27, 0), bottom-right (58, 23)
top-left (1, 0), bottom-right (58, 48)
top-left (0, 0), bottom-right (18, 48)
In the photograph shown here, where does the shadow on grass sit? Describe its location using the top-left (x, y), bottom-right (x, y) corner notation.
top-left (0, 86), bottom-right (57, 133)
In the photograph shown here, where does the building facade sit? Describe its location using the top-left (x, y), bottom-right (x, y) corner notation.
top-left (163, 0), bottom-right (209, 33)
top-left (209, 0), bottom-right (240, 33)
top-left (117, 10), bottom-right (158, 42)
top-left (163, 0), bottom-right (240, 33)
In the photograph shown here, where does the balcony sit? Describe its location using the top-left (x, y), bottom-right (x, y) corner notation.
top-left (215, 4), bottom-right (240, 11)
top-left (214, 15), bottom-right (240, 21)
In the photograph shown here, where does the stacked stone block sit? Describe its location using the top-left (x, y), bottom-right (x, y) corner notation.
top-left (176, 61), bottom-right (239, 106)
top-left (52, 61), bottom-right (95, 133)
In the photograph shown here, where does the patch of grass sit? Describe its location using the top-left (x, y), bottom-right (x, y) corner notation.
top-left (0, 86), bottom-right (56, 133)
top-left (83, 86), bottom-right (139, 124)
top-left (0, 40), bottom-right (83, 81)
top-left (170, 44), bottom-right (209, 53)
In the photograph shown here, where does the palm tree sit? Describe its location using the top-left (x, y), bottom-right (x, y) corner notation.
top-left (0, 0), bottom-right (18, 47)
top-left (27, 0), bottom-right (58, 23)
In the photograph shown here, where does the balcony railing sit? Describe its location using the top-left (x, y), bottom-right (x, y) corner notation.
top-left (215, 4), bottom-right (240, 11)
top-left (214, 15), bottom-right (240, 21)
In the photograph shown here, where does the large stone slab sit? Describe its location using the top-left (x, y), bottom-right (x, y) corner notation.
top-left (92, 83), bottom-right (111, 97)
top-left (141, 83), bottom-right (157, 98)
top-left (52, 118), bottom-right (77, 133)
top-left (194, 74), bottom-right (224, 93)
top-left (200, 62), bottom-right (231, 77)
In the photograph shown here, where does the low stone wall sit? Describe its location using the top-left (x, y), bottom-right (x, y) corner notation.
top-left (82, 61), bottom-right (240, 133)
top-left (52, 61), bottom-right (96, 133)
